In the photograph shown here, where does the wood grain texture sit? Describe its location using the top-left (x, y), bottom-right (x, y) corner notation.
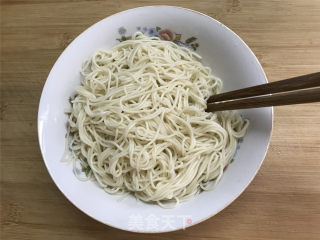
top-left (207, 88), bottom-right (320, 111)
top-left (1, 0), bottom-right (320, 239)
top-left (207, 72), bottom-right (320, 103)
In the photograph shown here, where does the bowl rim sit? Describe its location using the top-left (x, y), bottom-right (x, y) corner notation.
top-left (37, 5), bottom-right (274, 233)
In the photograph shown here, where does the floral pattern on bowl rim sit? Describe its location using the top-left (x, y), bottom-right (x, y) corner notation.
top-left (117, 26), bottom-right (200, 51)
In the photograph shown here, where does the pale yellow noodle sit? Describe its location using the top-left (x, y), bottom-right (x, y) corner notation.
top-left (64, 32), bottom-right (249, 208)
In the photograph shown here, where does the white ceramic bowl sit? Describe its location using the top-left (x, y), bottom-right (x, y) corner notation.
top-left (38, 6), bottom-right (272, 233)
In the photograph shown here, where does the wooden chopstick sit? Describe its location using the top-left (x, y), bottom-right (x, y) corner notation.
top-left (207, 72), bottom-right (320, 103)
top-left (206, 87), bottom-right (320, 112)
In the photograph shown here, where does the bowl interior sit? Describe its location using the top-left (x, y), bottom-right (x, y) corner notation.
top-left (38, 6), bottom-right (272, 233)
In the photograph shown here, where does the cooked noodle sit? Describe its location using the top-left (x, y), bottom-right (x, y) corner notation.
top-left (64, 32), bottom-right (249, 207)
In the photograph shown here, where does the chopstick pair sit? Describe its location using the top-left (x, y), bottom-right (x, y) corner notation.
top-left (206, 72), bottom-right (320, 112)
